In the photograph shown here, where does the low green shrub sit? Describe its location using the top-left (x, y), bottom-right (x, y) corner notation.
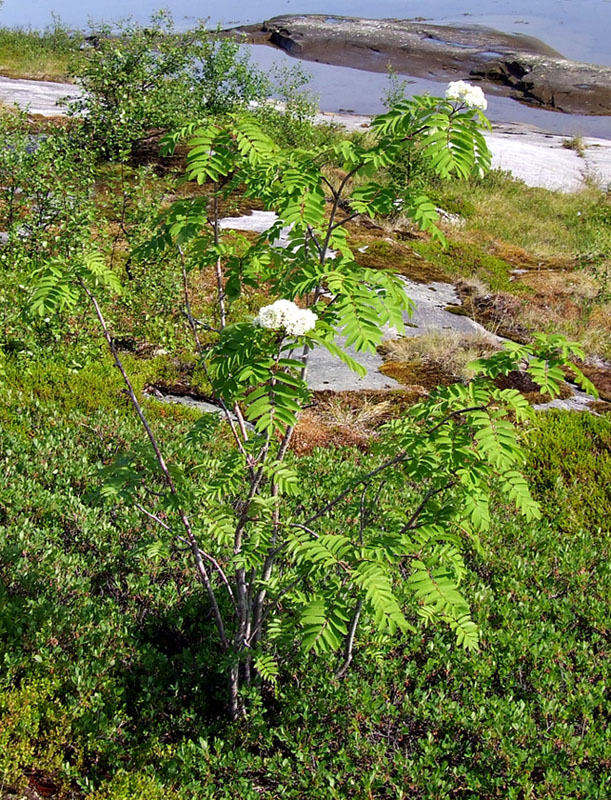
top-left (67, 13), bottom-right (269, 159)
top-left (524, 410), bottom-right (611, 532)
top-left (0, 386), bottom-right (609, 797)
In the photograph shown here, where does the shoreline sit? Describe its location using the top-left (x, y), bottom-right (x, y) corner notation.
top-left (1, 74), bottom-right (610, 193)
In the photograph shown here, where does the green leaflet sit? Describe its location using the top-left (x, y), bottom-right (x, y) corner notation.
top-left (30, 251), bottom-right (121, 316)
top-left (300, 598), bottom-right (350, 654)
top-left (355, 564), bottom-right (412, 635)
top-left (30, 262), bottom-right (81, 316)
top-left (253, 654), bottom-right (279, 686)
top-left (408, 562), bottom-right (468, 611)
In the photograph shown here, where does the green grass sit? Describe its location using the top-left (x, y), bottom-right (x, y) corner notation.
top-left (409, 236), bottom-right (530, 294)
top-left (0, 21), bottom-right (81, 82)
top-left (426, 171), bottom-right (611, 263)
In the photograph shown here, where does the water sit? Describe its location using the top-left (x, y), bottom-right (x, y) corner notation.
top-left (3, 0), bottom-right (610, 65)
top-left (243, 43), bottom-right (611, 138)
top-left (2, 1), bottom-right (611, 135)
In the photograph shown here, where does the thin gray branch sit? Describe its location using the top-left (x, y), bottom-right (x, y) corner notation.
top-left (336, 599), bottom-right (363, 679)
top-left (79, 279), bottom-right (229, 652)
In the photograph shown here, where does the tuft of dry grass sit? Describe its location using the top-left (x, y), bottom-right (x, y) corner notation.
top-left (289, 391), bottom-right (420, 455)
top-left (562, 135), bottom-right (586, 158)
top-left (289, 409), bottom-right (370, 455)
top-left (380, 330), bottom-right (500, 381)
top-left (319, 397), bottom-right (393, 431)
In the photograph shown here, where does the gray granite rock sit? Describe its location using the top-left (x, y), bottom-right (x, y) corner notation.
top-left (305, 339), bottom-right (400, 391)
top-left (533, 387), bottom-right (599, 413)
top-left (396, 279), bottom-right (501, 340)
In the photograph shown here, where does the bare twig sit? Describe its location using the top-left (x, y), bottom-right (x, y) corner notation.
top-left (336, 599), bottom-right (363, 679)
top-left (289, 522), bottom-right (321, 539)
top-left (79, 279), bottom-right (229, 651)
top-left (306, 224), bottom-right (324, 259)
top-left (176, 535), bottom-right (237, 612)
top-left (321, 165), bottom-right (363, 263)
top-left (320, 174), bottom-right (338, 199)
top-left (303, 452), bottom-right (409, 527)
top-left (329, 211), bottom-right (360, 232)
top-left (398, 482), bottom-right (454, 535)
top-left (247, 572), bottom-right (306, 646)
top-left (135, 502), bottom-right (171, 531)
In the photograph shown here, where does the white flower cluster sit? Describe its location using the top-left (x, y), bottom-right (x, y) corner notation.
top-left (445, 80), bottom-right (488, 110)
top-left (254, 299), bottom-right (318, 337)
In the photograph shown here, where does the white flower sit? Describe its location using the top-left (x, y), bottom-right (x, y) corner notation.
top-left (254, 299), bottom-right (318, 336)
top-left (445, 80), bottom-right (488, 110)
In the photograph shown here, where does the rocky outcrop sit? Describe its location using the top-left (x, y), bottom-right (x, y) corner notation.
top-left (472, 56), bottom-right (611, 115)
top-left (235, 15), bottom-right (611, 116)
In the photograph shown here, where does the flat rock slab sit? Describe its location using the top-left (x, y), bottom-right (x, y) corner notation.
top-left (144, 391), bottom-right (258, 429)
top-left (397, 279), bottom-right (501, 340)
top-left (0, 76), bottom-right (77, 116)
top-left (236, 15), bottom-right (611, 116)
top-left (220, 210), bottom-right (279, 235)
top-left (486, 125), bottom-right (611, 192)
top-left (305, 277), bottom-right (499, 393)
top-left (147, 392), bottom-right (224, 416)
top-left (306, 339), bottom-right (400, 391)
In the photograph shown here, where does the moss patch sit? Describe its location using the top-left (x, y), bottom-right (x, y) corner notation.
top-left (345, 221), bottom-right (448, 283)
top-left (444, 304), bottom-right (470, 316)
top-left (409, 236), bottom-right (530, 294)
top-left (379, 360), bottom-right (456, 389)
